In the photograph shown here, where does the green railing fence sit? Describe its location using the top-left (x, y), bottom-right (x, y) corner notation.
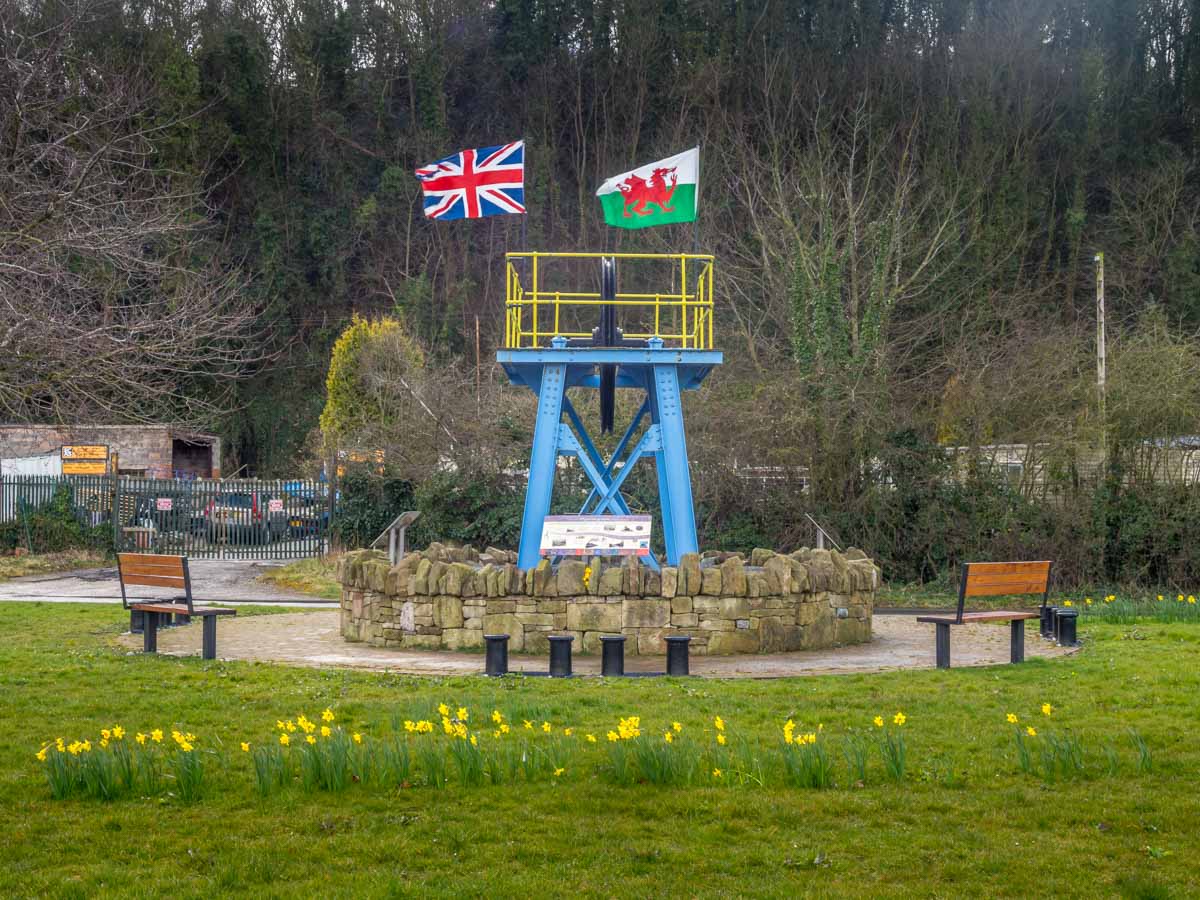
top-left (1, 475), bottom-right (330, 559)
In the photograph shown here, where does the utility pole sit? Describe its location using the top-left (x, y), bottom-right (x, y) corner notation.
top-left (1094, 252), bottom-right (1107, 471)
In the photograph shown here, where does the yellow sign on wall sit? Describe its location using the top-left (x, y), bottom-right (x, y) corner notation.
top-left (61, 445), bottom-right (109, 475)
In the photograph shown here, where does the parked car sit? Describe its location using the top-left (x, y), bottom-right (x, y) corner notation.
top-left (203, 492), bottom-right (288, 544)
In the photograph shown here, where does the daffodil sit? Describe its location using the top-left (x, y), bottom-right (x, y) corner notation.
top-left (873, 716), bottom-right (884, 728)
top-left (353, 733), bottom-right (362, 744)
top-left (1190, 596), bottom-right (1197, 605)
top-left (135, 733), bottom-right (146, 745)
top-left (672, 722), bottom-right (682, 733)
top-left (322, 708), bottom-right (335, 722)
top-left (179, 741), bottom-right (193, 752)
top-left (542, 721), bottom-right (551, 733)
top-left (470, 734), bottom-right (478, 746)
top-left (607, 731), bottom-right (619, 742)
top-left (306, 734), bottom-right (316, 745)
top-left (586, 734), bottom-right (596, 743)
top-left (438, 703), bottom-right (450, 717)
top-left (564, 728), bottom-right (573, 737)
top-left (151, 729), bottom-right (163, 743)
top-left (112, 726), bottom-right (125, 740)
top-left (35, 746), bottom-right (47, 762)
top-left (1006, 713), bottom-right (1018, 724)
top-left (240, 742), bottom-right (250, 752)
top-left (524, 720), bottom-right (533, 730)
top-left (320, 726), bottom-right (331, 738)
top-left (457, 707), bottom-right (468, 721)
top-left (1158, 594), bottom-right (1164, 602)
top-left (716, 733), bottom-right (726, 746)
top-left (663, 731), bottom-right (674, 743)
top-left (101, 729), bottom-right (111, 741)
top-left (893, 711), bottom-right (907, 726)
top-left (404, 720), bottom-right (415, 732)
top-left (276, 720), bottom-right (286, 731)
top-left (1026, 726), bottom-right (1037, 737)
top-left (1063, 600), bottom-right (1073, 607)
top-left (500, 723), bottom-right (510, 735)
top-left (280, 733), bottom-right (290, 746)
top-left (713, 716), bottom-right (725, 732)
top-left (1041, 703), bottom-right (1053, 717)
top-left (553, 767), bottom-right (565, 777)
top-left (712, 768), bottom-right (722, 778)
top-left (492, 710), bottom-right (503, 724)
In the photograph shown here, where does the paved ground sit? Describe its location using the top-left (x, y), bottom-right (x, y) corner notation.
top-left (113, 610), bottom-right (1076, 677)
top-left (0, 560), bottom-right (333, 607)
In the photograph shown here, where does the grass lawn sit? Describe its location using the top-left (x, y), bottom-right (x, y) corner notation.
top-left (2, 603), bottom-right (1197, 898)
top-left (0, 550), bottom-right (109, 582)
top-left (257, 556), bottom-right (342, 599)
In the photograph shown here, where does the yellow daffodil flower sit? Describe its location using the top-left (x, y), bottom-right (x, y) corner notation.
top-left (672, 722), bottom-right (682, 733)
top-left (457, 707), bottom-right (468, 721)
top-left (586, 734), bottom-right (596, 743)
top-left (564, 728), bottom-right (573, 737)
top-left (1006, 713), bottom-right (1018, 724)
top-left (524, 720), bottom-right (533, 730)
top-left (151, 729), bottom-right (163, 743)
top-left (470, 734), bottom-right (478, 746)
top-left (873, 716), bottom-right (884, 728)
top-left (493, 730), bottom-right (501, 739)
top-left (135, 733), bottom-right (146, 745)
top-left (607, 731), bottom-right (619, 742)
top-left (1063, 600), bottom-right (1073, 607)
top-left (305, 735), bottom-right (316, 745)
top-left (36, 747), bottom-right (47, 762)
top-left (712, 768), bottom-right (722, 778)
top-left (500, 723), bottom-right (510, 734)
top-left (1026, 726), bottom-right (1037, 737)
top-left (280, 734), bottom-right (290, 746)
top-left (492, 710), bottom-right (503, 724)
top-left (664, 732), bottom-right (674, 743)
top-left (320, 726), bottom-right (331, 738)
top-left (1041, 703), bottom-right (1053, 716)
top-left (553, 767), bottom-right (565, 777)
top-left (716, 733), bottom-right (726, 745)
top-left (240, 742), bottom-right (250, 752)
top-left (276, 720), bottom-right (286, 731)
top-left (353, 733), bottom-right (362, 744)
top-left (438, 703), bottom-right (450, 717)
top-left (112, 726), bottom-right (125, 740)
top-left (542, 722), bottom-right (551, 733)
top-left (893, 712), bottom-right (907, 726)
top-left (322, 708), bottom-right (335, 722)
top-left (404, 720), bottom-right (415, 732)
top-left (713, 716), bottom-right (725, 732)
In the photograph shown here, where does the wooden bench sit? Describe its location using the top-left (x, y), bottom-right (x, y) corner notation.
top-left (917, 561), bottom-right (1052, 669)
top-left (117, 553), bottom-right (236, 660)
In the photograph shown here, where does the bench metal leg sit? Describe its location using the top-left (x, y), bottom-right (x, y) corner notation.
top-left (174, 613), bottom-right (191, 627)
top-left (143, 612), bottom-right (158, 653)
top-left (1010, 618), bottom-right (1025, 663)
top-left (130, 609), bottom-right (144, 634)
top-left (934, 622), bottom-right (951, 669)
top-left (202, 616), bottom-right (217, 660)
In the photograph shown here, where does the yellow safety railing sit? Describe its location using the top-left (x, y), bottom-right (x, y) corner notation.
top-left (504, 251), bottom-right (715, 350)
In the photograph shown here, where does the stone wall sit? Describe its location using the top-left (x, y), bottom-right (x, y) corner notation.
top-left (0, 424), bottom-right (219, 478)
top-left (338, 543), bottom-right (876, 656)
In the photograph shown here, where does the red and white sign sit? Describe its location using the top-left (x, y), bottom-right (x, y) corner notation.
top-left (155, 498), bottom-right (173, 512)
top-left (268, 499), bottom-right (284, 513)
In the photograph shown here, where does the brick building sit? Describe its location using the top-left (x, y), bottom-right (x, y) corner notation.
top-left (0, 425), bottom-right (220, 479)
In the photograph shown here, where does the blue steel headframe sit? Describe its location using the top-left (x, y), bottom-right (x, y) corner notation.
top-left (499, 344), bottom-right (723, 569)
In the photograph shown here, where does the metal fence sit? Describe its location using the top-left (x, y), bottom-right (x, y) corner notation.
top-left (1, 475), bottom-right (330, 559)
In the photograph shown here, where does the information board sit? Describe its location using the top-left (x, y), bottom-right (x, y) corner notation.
top-left (61, 445), bottom-right (108, 475)
top-left (539, 515), bottom-right (652, 557)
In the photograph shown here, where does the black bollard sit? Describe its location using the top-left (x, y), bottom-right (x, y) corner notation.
top-left (1050, 606), bottom-right (1064, 644)
top-left (1057, 608), bottom-right (1079, 647)
top-left (1040, 605), bottom-right (1055, 639)
top-left (484, 634), bottom-right (509, 676)
top-left (665, 635), bottom-right (691, 676)
top-left (548, 635), bottom-right (574, 677)
top-left (600, 635), bottom-right (626, 676)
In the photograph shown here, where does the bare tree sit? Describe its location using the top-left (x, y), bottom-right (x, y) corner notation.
top-left (0, 1), bottom-right (269, 425)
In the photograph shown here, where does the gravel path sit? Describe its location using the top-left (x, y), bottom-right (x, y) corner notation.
top-left (113, 610), bottom-right (1076, 678)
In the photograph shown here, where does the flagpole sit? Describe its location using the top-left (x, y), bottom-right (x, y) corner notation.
top-left (692, 144), bottom-right (700, 253)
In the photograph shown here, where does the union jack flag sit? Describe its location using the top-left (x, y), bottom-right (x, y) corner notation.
top-left (414, 140), bottom-right (525, 220)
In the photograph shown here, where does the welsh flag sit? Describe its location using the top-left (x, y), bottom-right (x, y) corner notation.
top-left (596, 148), bottom-right (699, 229)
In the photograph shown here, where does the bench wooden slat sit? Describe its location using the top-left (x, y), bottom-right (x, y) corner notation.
top-left (120, 573), bottom-right (189, 589)
top-left (118, 553), bottom-right (189, 569)
top-left (119, 560), bottom-right (187, 576)
top-left (964, 579), bottom-right (1052, 597)
top-left (963, 561), bottom-right (1052, 577)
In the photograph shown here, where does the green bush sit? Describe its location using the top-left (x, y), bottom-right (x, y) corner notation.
top-left (0, 485), bottom-right (110, 554)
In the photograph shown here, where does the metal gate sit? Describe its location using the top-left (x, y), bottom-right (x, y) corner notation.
top-left (1, 475), bottom-right (330, 559)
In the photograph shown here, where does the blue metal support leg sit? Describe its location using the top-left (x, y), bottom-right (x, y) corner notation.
top-left (517, 363), bottom-right (568, 568)
top-left (647, 384), bottom-right (677, 564)
top-left (652, 365), bottom-right (698, 561)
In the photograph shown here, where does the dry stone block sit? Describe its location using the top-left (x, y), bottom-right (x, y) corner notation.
top-left (720, 557), bottom-right (747, 596)
top-left (671, 595), bottom-right (693, 614)
top-left (671, 612), bottom-right (699, 627)
top-left (483, 614), bottom-right (525, 650)
top-left (660, 567), bottom-right (678, 598)
top-left (708, 630), bottom-right (760, 654)
top-left (433, 596), bottom-right (463, 629)
top-left (623, 599), bottom-right (669, 628)
top-left (750, 548), bottom-right (775, 567)
top-left (412, 559), bottom-right (432, 594)
top-left (679, 553), bottom-right (701, 596)
top-left (763, 556), bottom-right (792, 595)
top-left (567, 601), bottom-right (622, 633)
top-left (557, 560), bottom-right (588, 595)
